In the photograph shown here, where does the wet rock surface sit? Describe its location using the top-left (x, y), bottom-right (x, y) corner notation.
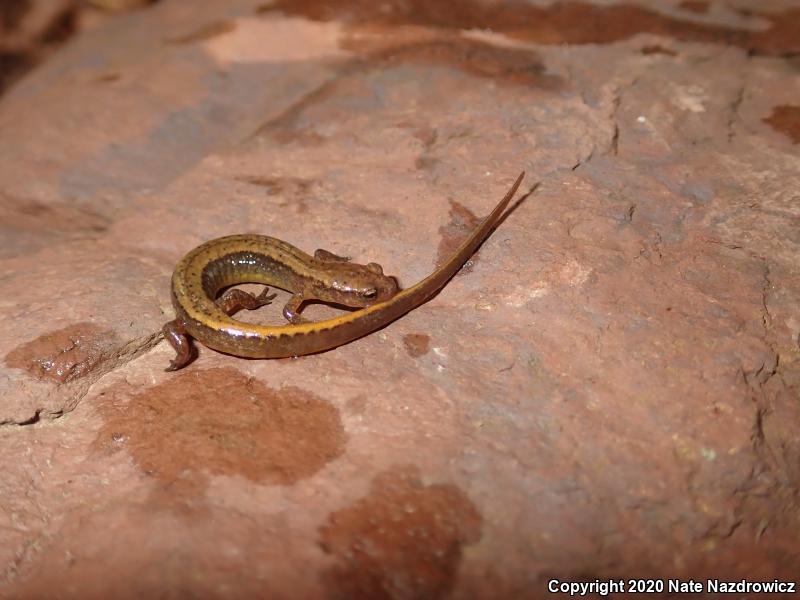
top-left (0, 0), bottom-right (798, 597)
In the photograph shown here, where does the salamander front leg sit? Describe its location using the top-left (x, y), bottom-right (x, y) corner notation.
top-left (163, 319), bottom-right (194, 372)
top-left (215, 287), bottom-right (277, 315)
top-left (282, 294), bottom-right (309, 324)
top-left (314, 248), bottom-right (351, 263)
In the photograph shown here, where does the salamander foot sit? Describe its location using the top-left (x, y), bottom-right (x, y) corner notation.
top-left (215, 287), bottom-right (277, 315)
top-left (163, 319), bottom-right (194, 371)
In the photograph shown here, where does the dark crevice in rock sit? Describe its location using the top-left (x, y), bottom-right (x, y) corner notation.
top-left (609, 86), bottom-right (624, 156)
top-left (727, 83), bottom-right (745, 143)
top-left (570, 77), bottom-right (635, 173)
top-left (756, 260), bottom-right (781, 389)
top-left (3, 409), bottom-right (40, 427)
top-left (570, 149), bottom-right (594, 171)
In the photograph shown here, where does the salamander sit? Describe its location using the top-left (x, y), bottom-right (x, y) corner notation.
top-left (163, 172), bottom-right (525, 371)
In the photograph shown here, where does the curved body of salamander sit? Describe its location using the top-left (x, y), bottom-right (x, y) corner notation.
top-left (163, 172), bottom-right (525, 370)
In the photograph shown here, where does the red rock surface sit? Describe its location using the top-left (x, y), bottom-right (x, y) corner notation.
top-left (1, 0), bottom-right (798, 598)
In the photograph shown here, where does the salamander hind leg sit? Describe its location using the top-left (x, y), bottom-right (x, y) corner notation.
top-left (282, 294), bottom-right (309, 324)
top-left (163, 319), bottom-right (195, 372)
top-left (215, 287), bottom-right (277, 315)
top-left (314, 248), bottom-right (351, 263)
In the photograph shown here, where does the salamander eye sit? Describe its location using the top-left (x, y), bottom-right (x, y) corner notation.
top-left (363, 289), bottom-right (377, 299)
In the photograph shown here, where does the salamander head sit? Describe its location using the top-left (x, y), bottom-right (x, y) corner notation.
top-left (318, 261), bottom-right (399, 308)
